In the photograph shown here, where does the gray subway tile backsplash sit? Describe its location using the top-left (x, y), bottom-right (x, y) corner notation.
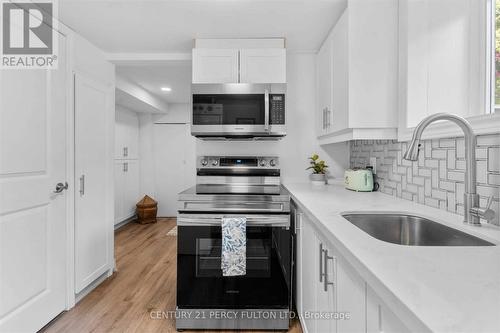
top-left (350, 134), bottom-right (500, 226)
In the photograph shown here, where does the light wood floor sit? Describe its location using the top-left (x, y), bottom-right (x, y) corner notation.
top-left (42, 218), bottom-right (302, 333)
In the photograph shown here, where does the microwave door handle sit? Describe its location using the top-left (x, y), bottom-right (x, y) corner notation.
top-left (264, 89), bottom-right (270, 132)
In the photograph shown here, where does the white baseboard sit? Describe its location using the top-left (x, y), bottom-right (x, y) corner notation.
top-left (114, 216), bottom-right (135, 230)
top-left (75, 269), bottom-right (113, 303)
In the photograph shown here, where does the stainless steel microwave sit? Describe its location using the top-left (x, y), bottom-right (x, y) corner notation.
top-left (191, 84), bottom-right (286, 140)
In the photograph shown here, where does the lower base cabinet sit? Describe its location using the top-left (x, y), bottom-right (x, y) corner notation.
top-left (366, 286), bottom-right (410, 333)
top-left (294, 202), bottom-right (410, 333)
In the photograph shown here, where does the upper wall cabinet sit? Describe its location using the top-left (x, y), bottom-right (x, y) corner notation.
top-left (239, 49), bottom-right (286, 83)
top-left (317, 0), bottom-right (399, 144)
top-left (192, 40), bottom-right (286, 84)
top-left (192, 49), bottom-right (239, 84)
top-left (398, 0), bottom-right (500, 141)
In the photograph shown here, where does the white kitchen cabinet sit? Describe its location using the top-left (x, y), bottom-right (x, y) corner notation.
top-left (316, 33), bottom-right (333, 136)
top-left (297, 211), bottom-right (337, 333)
top-left (297, 211), bottom-right (319, 333)
top-left (114, 160), bottom-right (140, 225)
top-left (366, 286), bottom-right (410, 333)
top-left (192, 47), bottom-right (286, 84)
top-left (336, 254), bottom-right (366, 333)
top-left (74, 72), bottom-right (113, 293)
top-left (192, 49), bottom-right (239, 83)
top-left (317, 235), bottom-right (337, 333)
top-left (114, 161), bottom-right (124, 224)
top-left (397, 0), bottom-right (500, 141)
top-left (115, 107), bottom-right (139, 160)
top-left (317, 11), bottom-right (348, 137)
top-left (316, 1), bottom-right (399, 144)
top-left (239, 49), bottom-right (286, 83)
top-left (330, 12), bottom-right (349, 134)
top-left (295, 202), bottom-right (404, 333)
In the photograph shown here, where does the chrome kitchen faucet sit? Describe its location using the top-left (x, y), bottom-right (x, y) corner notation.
top-left (403, 113), bottom-right (496, 225)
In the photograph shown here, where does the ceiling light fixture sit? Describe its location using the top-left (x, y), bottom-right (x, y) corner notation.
top-left (161, 87), bottom-right (172, 92)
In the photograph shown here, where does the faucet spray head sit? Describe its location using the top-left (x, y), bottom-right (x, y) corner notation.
top-left (403, 139), bottom-right (421, 161)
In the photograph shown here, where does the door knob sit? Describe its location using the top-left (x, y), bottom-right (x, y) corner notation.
top-left (54, 182), bottom-right (68, 193)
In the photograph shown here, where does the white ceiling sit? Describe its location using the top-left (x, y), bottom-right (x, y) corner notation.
top-left (117, 61), bottom-right (192, 104)
top-left (59, 0), bottom-right (347, 53)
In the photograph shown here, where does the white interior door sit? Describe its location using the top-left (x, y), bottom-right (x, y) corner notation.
top-left (154, 124), bottom-right (195, 216)
top-left (0, 31), bottom-right (68, 332)
top-left (74, 73), bottom-right (111, 293)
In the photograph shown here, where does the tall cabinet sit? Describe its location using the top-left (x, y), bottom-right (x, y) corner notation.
top-left (114, 107), bottom-right (140, 225)
top-left (73, 34), bottom-right (115, 295)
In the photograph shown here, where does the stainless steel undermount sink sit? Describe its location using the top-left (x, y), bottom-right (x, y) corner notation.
top-left (342, 213), bottom-right (495, 246)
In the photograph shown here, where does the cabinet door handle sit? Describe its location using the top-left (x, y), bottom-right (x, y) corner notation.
top-left (79, 175), bottom-right (85, 196)
top-left (123, 162), bottom-right (128, 172)
top-left (123, 147), bottom-right (128, 157)
top-left (323, 108), bottom-right (328, 129)
top-left (323, 249), bottom-right (335, 292)
top-left (327, 108), bottom-right (331, 128)
top-left (295, 212), bottom-right (302, 233)
top-left (323, 108), bottom-right (326, 129)
top-left (319, 242), bottom-right (324, 282)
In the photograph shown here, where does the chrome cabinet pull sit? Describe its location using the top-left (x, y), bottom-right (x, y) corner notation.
top-left (323, 249), bottom-right (335, 292)
top-left (79, 175), bottom-right (85, 196)
top-left (123, 147), bottom-right (128, 157)
top-left (123, 162), bottom-right (128, 172)
top-left (323, 108), bottom-right (326, 129)
top-left (295, 212), bottom-right (302, 234)
top-left (319, 243), bottom-right (324, 282)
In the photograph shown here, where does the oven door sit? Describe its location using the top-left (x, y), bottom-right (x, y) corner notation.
top-left (177, 214), bottom-right (291, 309)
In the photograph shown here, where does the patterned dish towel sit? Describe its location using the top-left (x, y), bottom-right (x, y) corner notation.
top-left (221, 216), bottom-right (247, 276)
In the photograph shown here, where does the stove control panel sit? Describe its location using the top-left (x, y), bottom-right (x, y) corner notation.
top-left (198, 156), bottom-right (279, 169)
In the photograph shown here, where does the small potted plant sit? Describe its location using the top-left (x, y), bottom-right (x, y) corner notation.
top-left (307, 154), bottom-right (328, 185)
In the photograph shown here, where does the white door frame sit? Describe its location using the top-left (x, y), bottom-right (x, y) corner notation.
top-left (60, 23), bottom-right (77, 310)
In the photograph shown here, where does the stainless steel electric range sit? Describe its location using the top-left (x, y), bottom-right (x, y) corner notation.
top-left (176, 156), bottom-right (293, 331)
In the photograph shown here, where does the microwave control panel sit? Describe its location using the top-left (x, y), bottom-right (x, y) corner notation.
top-left (270, 94), bottom-right (285, 125)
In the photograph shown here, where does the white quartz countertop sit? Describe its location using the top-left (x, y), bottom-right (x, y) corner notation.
top-left (284, 181), bottom-right (500, 333)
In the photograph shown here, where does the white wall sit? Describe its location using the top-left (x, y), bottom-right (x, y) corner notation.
top-left (138, 113), bottom-right (157, 198)
top-left (138, 104), bottom-right (196, 216)
top-left (196, 53), bottom-right (350, 182)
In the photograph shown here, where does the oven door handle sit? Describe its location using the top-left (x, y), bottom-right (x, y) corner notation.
top-left (177, 214), bottom-right (290, 227)
top-left (264, 89), bottom-right (270, 132)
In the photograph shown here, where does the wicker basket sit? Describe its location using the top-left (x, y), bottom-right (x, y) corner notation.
top-left (136, 195), bottom-right (158, 224)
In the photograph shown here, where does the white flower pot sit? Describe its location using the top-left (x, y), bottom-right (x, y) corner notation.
top-left (310, 173), bottom-right (326, 185)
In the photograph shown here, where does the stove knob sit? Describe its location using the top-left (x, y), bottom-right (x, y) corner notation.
top-left (211, 159), bottom-right (218, 166)
top-left (269, 159), bottom-right (276, 167)
top-left (259, 159), bottom-right (267, 167)
top-left (201, 159), bottom-right (208, 166)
